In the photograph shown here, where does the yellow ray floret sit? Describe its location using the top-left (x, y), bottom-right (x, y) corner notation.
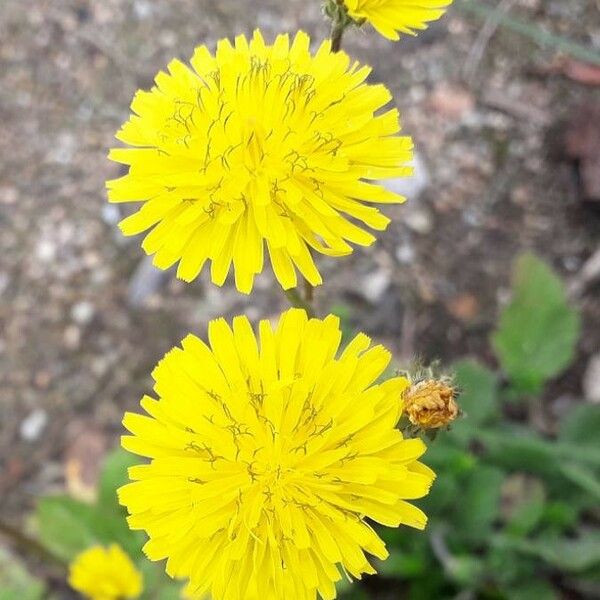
top-left (107, 30), bottom-right (412, 293)
top-left (68, 544), bottom-right (143, 600)
top-left (344, 0), bottom-right (453, 41)
top-left (119, 308), bottom-right (435, 600)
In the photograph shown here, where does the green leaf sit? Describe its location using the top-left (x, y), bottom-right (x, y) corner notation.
top-left (487, 545), bottom-right (538, 588)
top-left (494, 530), bottom-right (600, 573)
top-left (138, 557), bottom-right (189, 600)
top-left (444, 554), bottom-right (485, 588)
top-left (453, 466), bottom-right (505, 543)
top-left (338, 581), bottom-right (369, 600)
top-left (491, 253), bottom-right (580, 395)
top-left (541, 501), bottom-right (579, 532)
top-left (423, 441), bottom-right (477, 475)
top-left (330, 303), bottom-right (355, 346)
top-left (503, 580), bottom-right (559, 600)
top-left (152, 581), bottom-right (187, 600)
top-left (505, 478), bottom-right (546, 537)
top-left (478, 426), bottom-right (600, 474)
top-left (506, 497), bottom-right (545, 537)
top-left (377, 549), bottom-right (426, 578)
top-left (0, 548), bottom-right (46, 600)
top-left (97, 449), bottom-right (146, 558)
top-left (36, 496), bottom-right (99, 562)
top-left (454, 360), bottom-right (499, 425)
top-left (559, 404), bottom-right (600, 448)
top-left (450, 360), bottom-right (499, 445)
top-left (423, 468), bottom-right (460, 515)
top-left (559, 463), bottom-right (600, 501)
top-left (99, 448), bottom-right (139, 510)
top-left (36, 495), bottom-right (143, 562)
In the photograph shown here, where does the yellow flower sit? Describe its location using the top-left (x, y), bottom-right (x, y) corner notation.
top-left (119, 309), bottom-right (435, 600)
top-left (402, 378), bottom-right (459, 429)
top-left (68, 544), bottom-right (143, 600)
top-left (343, 0), bottom-right (453, 41)
top-left (107, 30), bottom-right (412, 294)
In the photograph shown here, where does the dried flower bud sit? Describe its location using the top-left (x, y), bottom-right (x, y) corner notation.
top-left (402, 379), bottom-right (459, 429)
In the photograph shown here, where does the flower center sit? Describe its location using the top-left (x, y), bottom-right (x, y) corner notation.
top-left (243, 120), bottom-right (270, 171)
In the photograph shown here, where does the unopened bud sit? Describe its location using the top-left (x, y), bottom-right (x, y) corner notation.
top-left (402, 379), bottom-right (459, 429)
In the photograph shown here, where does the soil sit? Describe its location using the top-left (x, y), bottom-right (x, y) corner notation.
top-left (1, 0), bottom-right (599, 593)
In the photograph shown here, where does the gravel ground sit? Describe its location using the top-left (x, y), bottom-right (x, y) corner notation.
top-left (1, 0), bottom-right (599, 577)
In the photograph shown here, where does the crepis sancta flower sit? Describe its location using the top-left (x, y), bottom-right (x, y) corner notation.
top-left (107, 30), bottom-right (412, 294)
top-left (119, 309), bottom-right (435, 600)
top-left (68, 544), bottom-right (143, 600)
top-left (342, 0), bottom-right (454, 41)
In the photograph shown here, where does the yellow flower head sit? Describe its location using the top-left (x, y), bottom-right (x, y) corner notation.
top-left (68, 544), bottom-right (143, 600)
top-left (343, 0), bottom-right (453, 41)
top-left (107, 30), bottom-right (412, 294)
top-left (119, 309), bottom-right (435, 600)
top-left (402, 378), bottom-right (459, 429)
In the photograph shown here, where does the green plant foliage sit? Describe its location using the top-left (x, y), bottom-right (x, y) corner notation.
top-left (23, 254), bottom-right (599, 599)
top-left (494, 531), bottom-right (600, 573)
top-left (34, 449), bottom-right (187, 599)
top-left (452, 465), bottom-right (505, 544)
top-left (331, 302), bottom-right (356, 345)
top-left (36, 492), bottom-right (141, 563)
top-left (0, 548), bottom-right (47, 600)
top-left (450, 360), bottom-right (499, 444)
top-left (503, 580), bottom-right (559, 600)
top-left (36, 496), bottom-right (102, 562)
top-left (373, 251), bottom-right (597, 598)
top-left (559, 404), bottom-right (600, 448)
top-left (98, 447), bottom-right (139, 509)
top-left (492, 253), bottom-right (580, 395)
top-left (504, 479), bottom-right (546, 537)
top-left (454, 360), bottom-right (499, 426)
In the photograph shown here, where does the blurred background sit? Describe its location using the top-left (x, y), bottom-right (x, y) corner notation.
top-left (1, 0), bottom-right (599, 598)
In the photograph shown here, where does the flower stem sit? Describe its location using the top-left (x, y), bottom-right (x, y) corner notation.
top-left (304, 279), bottom-right (314, 303)
top-left (284, 288), bottom-right (316, 318)
top-left (0, 518), bottom-right (68, 570)
top-left (331, 19), bottom-right (345, 53)
top-left (325, 0), bottom-right (349, 53)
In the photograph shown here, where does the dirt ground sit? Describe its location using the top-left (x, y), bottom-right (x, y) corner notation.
top-left (1, 0), bottom-right (599, 572)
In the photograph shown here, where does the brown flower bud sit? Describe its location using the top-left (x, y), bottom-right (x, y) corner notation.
top-left (402, 379), bottom-right (459, 429)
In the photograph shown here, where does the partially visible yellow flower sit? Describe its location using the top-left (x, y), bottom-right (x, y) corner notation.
top-left (119, 308), bottom-right (435, 600)
top-left (107, 30), bottom-right (412, 294)
top-left (402, 378), bottom-right (458, 429)
top-left (68, 544), bottom-right (143, 600)
top-left (344, 0), bottom-right (453, 41)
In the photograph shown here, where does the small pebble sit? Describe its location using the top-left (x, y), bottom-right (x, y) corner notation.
top-left (361, 269), bottom-right (391, 303)
top-left (71, 301), bottom-right (95, 325)
top-left (583, 353), bottom-right (600, 404)
top-left (396, 242), bottom-right (415, 264)
top-left (20, 408), bottom-right (48, 442)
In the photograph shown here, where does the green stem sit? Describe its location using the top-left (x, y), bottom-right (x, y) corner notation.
top-left (457, 0), bottom-right (600, 66)
top-left (304, 279), bottom-right (315, 303)
top-left (325, 0), bottom-right (350, 53)
top-left (331, 19), bottom-right (345, 53)
top-left (0, 519), bottom-right (68, 570)
top-left (284, 288), bottom-right (316, 318)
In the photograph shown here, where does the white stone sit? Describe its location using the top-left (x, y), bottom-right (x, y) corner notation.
top-left (583, 353), bottom-right (600, 404)
top-left (404, 209), bottom-right (433, 234)
top-left (101, 204), bottom-right (121, 226)
top-left (20, 408), bottom-right (48, 442)
top-left (71, 301), bottom-right (95, 325)
top-left (383, 152), bottom-right (430, 199)
top-left (396, 242), bottom-right (415, 264)
top-left (361, 269), bottom-right (391, 303)
top-left (36, 240), bottom-right (56, 263)
top-left (134, 0), bottom-right (152, 19)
